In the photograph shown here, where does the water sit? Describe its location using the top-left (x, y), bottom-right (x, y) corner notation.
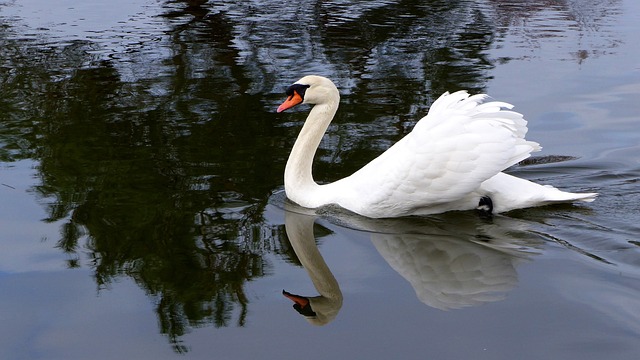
top-left (1, 0), bottom-right (639, 358)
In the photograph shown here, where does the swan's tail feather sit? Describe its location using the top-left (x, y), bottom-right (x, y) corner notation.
top-left (542, 186), bottom-right (598, 203)
top-left (484, 173), bottom-right (597, 213)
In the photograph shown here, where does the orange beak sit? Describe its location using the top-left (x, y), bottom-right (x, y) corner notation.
top-left (277, 90), bottom-right (304, 113)
top-left (282, 290), bottom-right (310, 307)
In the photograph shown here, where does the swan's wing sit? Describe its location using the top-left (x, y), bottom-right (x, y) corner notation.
top-left (334, 91), bottom-right (540, 216)
top-left (411, 90), bottom-right (540, 172)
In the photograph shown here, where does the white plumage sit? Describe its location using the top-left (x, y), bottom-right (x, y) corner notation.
top-left (277, 75), bottom-right (597, 218)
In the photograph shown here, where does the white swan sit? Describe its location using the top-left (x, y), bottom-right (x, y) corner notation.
top-left (277, 75), bottom-right (597, 218)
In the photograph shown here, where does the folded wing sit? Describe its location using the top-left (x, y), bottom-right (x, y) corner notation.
top-left (332, 91), bottom-right (540, 216)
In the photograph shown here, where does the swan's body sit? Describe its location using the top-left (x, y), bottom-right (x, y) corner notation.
top-left (277, 75), bottom-right (597, 218)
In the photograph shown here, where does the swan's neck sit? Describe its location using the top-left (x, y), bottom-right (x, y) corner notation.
top-left (285, 98), bottom-right (339, 207)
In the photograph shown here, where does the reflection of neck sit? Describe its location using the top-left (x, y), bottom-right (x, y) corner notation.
top-left (285, 211), bottom-right (342, 325)
top-left (284, 100), bottom-right (339, 208)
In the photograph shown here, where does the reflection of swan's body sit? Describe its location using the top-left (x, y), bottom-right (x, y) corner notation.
top-left (282, 209), bottom-right (343, 326)
top-left (324, 209), bottom-right (540, 310)
top-left (277, 75), bottom-right (596, 218)
top-left (283, 201), bottom-right (540, 319)
top-left (367, 217), bottom-right (538, 310)
top-left (374, 234), bottom-right (523, 309)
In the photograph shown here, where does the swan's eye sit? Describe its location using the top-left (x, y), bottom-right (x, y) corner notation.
top-left (285, 84), bottom-right (310, 99)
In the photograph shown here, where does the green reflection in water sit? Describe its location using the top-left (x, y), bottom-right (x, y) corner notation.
top-left (0, 13), bottom-right (292, 351)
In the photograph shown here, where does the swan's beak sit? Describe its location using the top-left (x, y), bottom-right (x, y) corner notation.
top-left (283, 290), bottom-right (316, 317)
top-left (282, 290), bottom-right (309, 307)
top-left (277, 91), bottom-right (304, 113)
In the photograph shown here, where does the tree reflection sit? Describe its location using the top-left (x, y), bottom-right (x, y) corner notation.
top-left (0, 0), bottom-right (622, 352)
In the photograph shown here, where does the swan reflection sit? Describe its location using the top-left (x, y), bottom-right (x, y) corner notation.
top-left (369, 224), bottom-right (536, 310)
top-left (283, 203), bottom-right (542, 324)
top-left (282, 209), bottom-right (343, 326)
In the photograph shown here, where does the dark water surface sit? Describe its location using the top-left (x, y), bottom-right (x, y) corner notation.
top-left (1, 0), bottom-right (639, 359)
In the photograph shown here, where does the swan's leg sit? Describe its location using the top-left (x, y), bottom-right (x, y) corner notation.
top-left (476, 196), bottom-right (493, 214)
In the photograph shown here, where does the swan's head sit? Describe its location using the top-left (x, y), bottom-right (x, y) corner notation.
top-left (277, 75), bottom-right (339, 113)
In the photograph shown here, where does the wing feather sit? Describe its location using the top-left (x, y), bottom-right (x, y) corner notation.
top-left (331, 91), bottom-right (540, 217)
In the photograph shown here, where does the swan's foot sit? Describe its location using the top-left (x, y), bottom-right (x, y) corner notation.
top-left (477, 196), bottom-right (493, 214)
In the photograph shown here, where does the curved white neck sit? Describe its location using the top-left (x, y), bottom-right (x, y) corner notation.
top-left (284, 96), bottom-right (339, 207)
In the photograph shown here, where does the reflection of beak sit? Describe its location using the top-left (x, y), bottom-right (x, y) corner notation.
top-left (283, 290), bottom-right (317, 317)
top-left (277, 91), bottom-right (304, 113)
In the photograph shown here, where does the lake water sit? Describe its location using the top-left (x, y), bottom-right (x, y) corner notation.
top-left (1, 0), bottom-right (639, 359)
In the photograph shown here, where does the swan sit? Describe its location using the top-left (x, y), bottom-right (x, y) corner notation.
top-left (277, 75), bottom-right (597, 218)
